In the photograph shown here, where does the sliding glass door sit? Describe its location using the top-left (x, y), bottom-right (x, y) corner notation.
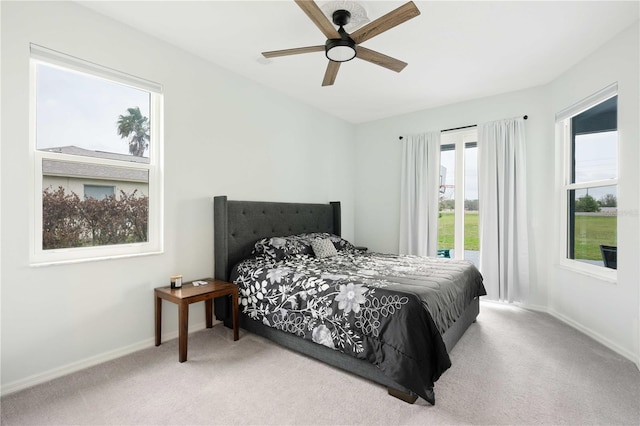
top-left (438, 128), bottom-right (479, 266)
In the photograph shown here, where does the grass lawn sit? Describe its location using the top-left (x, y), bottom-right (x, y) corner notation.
top-left (438, 212), bottom-right (479, 251)
top-left (438, 212), bottom-right (616, 261)
top-left (574, 215), bottom-right (617, 260)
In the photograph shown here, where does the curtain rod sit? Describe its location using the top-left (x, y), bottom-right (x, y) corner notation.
top-left (398, 115), bottom-right (528, 140)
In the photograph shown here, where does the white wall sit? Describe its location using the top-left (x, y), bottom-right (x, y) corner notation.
top-left (548, 23), bottom-right (639, 364)
top-left (354, 22), bottom-right (639, 364)
top-left (0, 1), bottom-right (356, 392)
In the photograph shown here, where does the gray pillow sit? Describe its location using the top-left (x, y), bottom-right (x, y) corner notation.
top-left (311, 238), bottom-right (338, 258)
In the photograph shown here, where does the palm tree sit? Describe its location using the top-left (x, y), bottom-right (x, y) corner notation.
top-left (116, 107), bottom-right (150, 157)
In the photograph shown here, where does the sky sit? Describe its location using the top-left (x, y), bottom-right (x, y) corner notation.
top-left (574, 131), bottom-right (617, 182)
top-left (36, 63), bottom-right (150, 157)
top-left (440, 146), bottom-right (478, 201)
top-left (440, 130), bottom-right (617, 203)
top-left (573, 131), bottom-right (617, 202)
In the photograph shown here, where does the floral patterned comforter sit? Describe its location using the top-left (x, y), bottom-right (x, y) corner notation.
top-left (231, 251), bottom-right (486, 403)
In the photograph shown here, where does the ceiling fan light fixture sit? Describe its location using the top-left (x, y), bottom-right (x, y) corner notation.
top-left (325, 38), bottom-right (356, 62)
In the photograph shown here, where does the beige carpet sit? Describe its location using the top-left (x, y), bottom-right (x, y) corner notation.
top-left (2, 302), bottom-right (639, 425)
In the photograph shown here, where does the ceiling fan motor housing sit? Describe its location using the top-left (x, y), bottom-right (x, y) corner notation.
top-left (332, 9), bottom-right (351, 26)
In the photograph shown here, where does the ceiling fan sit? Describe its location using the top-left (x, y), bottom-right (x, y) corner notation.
top-left (262, 0), bottom-right (421, 86)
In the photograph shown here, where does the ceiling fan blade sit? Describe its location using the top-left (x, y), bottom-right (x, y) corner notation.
top-left (294, 0), bottom-right (340, 39)
top-left (262, 45), bottom-right (325, 58)
top-left (322, 61), bottom-right (340, 86)
top-left (350, 1), bottom-right (420, 45)
top-left (356, 46), bottom-right (407, 73)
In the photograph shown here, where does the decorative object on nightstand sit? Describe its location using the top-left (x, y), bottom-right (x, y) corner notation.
top-left (170, 274), bottom-right (182, 288)
top-left (155, 278), bottom-right (239, 362)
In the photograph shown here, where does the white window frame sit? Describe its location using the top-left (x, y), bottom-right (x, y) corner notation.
top-left (29, 44), bottom-right (164, 265)
top-left (440, 127), bottom-right (478, 260)
top-left (556, 83), bottom-right (617, 281)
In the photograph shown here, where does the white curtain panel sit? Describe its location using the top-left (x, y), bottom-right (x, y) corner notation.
top-left (478, 118), bottom-right (530, 302)
top-left (399, 132), bottom-right (440, 256)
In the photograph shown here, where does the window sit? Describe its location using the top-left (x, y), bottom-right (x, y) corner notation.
top-left (557, 84), bottom-right (617, 273)
top-left (30, 44), bottom-right (163, 264)
top-left (438, 128), bottom-right (479, 266)
top-left (84, 185), bottom-right (115, 200)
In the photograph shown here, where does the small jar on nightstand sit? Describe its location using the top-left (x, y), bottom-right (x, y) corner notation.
top-left (170, 275), bottom-right (183, 289)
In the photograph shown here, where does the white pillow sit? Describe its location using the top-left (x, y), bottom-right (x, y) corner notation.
top-left (311, 238), bottom-right (338, 259)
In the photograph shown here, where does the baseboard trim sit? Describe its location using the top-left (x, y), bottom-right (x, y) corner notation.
top-left (1, 321), bottom-right (211, 396)
top-left (520, 304), bottom-right (638, 367)
top-left (545, 308), bottom-right (638, 366)
top-left (481, 300), bottom-right (638, 370)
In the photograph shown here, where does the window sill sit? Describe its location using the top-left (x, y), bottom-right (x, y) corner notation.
top-left (30, 250), bottom-right (164, 267)
top-left (556, 260), bottom-right (617, 284)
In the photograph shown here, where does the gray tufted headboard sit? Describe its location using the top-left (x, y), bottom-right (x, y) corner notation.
top-left (213, 196), bottom-right (341, 281)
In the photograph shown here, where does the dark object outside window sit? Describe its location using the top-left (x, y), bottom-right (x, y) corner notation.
top-left (599, 245), bottom-right (617, 269)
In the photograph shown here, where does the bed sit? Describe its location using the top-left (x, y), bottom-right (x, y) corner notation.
top-left (213, 196), bottom-right (486, 405)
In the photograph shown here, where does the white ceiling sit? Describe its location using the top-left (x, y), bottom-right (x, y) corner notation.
top-left (78, 1), bottom-right (639, 124)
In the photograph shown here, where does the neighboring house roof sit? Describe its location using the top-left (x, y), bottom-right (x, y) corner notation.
top-left (42, 146), bottom-right (149, 183)
top-left (43, 146), bottom-right (149, 163)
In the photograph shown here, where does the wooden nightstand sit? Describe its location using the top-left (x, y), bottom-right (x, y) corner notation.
top-left (155, 278), bottom-right (239, 362)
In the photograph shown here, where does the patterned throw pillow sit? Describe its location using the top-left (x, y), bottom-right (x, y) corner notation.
top-left (300, 233), bottom-right (356, 252)
top-left (311, 238), bottom-right (338, 259)
top-left (252, 235), bottom-right (314, 261)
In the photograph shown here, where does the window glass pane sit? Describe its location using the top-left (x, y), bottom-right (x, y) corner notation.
top-left (36, 63), bottom-right (151, 163)
top-left (438, 144), bottom-right (455, 256)
top-left (42, 162), bottom-right (149, 250)
top-left (573, 131), bottom-right (617, 183)
top-left (464, 143), bottom-right (479, 266)
top-left (568, 185), bottom-right (617, 266)
top-left (572, 95), bottom-right (617, 183)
